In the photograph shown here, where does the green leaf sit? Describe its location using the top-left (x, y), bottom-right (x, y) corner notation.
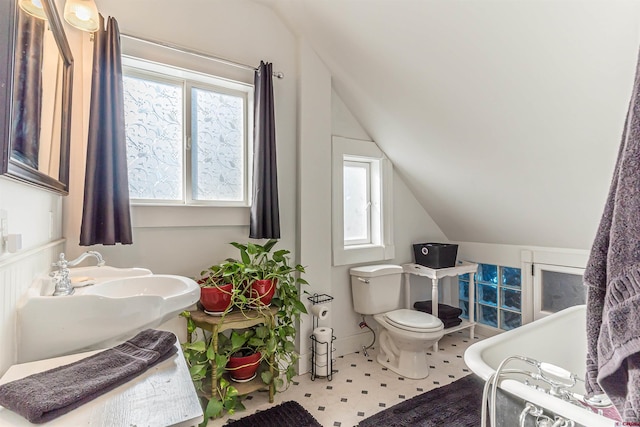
top-left (206, 344), bottom-right (215, 360)
top-left (231, 330), bottom-right (251, 349)
top-left (225, 385), bottom-right (239, 398)
top-left (263, 239), bottom-right (279, 252)
top-left (185, 341), bottom-right (206, 352)
top-left (204, 397), bottom-right (224, 420)
top-left (255, 325), bottom-right (269, 338)
top-left (240, 248), bottom-right (251, 264)
top-left (284, 341), bottom-right (296, 352)
top-left (261, 370), bottom-right (273, 384)
top-left (293, 300), bottom-right (307, 314)
top-left (189, 364), bottom-right (207, 379)
top-left (267, 337), bottom-right (277, 353)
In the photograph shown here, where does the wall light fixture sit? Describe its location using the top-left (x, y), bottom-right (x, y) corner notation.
top-left (18, 0), bottom-right (48, 20)
top-left (63, 0), bottom-right (99, 32)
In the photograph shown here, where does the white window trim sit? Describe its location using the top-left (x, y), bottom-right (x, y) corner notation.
top-left (332, 136), bottom-right (394, 266)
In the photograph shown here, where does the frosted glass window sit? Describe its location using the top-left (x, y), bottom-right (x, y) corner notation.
top-left (541, 270), bottom-right (585, 313)
top-left (124, 76), bottom-right (183, 200)
top-left (191, 88), bottom-right (244, 201)
top-left (343, 161), bottom-right (370, 245)
top-left (122, 58), bottom-right (252, 206)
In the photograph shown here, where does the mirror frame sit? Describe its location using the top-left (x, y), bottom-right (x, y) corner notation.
top-left (0, 0), bottom-right (73, 195)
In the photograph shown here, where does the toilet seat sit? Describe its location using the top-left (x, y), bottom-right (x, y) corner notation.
top-left (384, 309), bottom-right (443, 333)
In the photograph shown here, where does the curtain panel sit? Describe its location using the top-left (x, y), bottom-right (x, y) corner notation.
top-left (79, 15), bottom-right (132, 246)
top-left (250, 61), bottom-right (280, 239)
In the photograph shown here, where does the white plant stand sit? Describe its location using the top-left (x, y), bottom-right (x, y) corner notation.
top-left (402, 261), bottom-right (478, 352)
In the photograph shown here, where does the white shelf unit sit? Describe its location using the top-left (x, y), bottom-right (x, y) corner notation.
top-left (402, 261), bottom-right (478, 352)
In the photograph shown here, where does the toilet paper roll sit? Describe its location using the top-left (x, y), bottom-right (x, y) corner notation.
top-left (314, 360), bottom-right (329, 377)
top-left (313, 327), bottom-right (332, 345)
top-left (313, 327), bottom-right (333, 377)
top-left (310, 304), bottom-right (330, 320)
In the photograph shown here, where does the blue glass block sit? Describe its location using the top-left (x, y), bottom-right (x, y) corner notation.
top-left (501, 267), bottom-right (522, 288)
top-left (501, 311), bottom-right (521, 330)
top-left (459, 300), bottom-right (469, 319)
top-left (459, 279), bottom-right (469, 301)
top-left (501, 288), bottom-right (521, 312)
top-left (479, 305), bottom-right (498, 328)
top-left (460, 273), bottom-right (470, 280)
top-left (478, 264), bottom-right (498, 284)
top-left (478, 283), bottom-right (498, 306)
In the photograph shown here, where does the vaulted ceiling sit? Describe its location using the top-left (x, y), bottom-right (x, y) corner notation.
top-left (263, 0), bottom-right (640, 249)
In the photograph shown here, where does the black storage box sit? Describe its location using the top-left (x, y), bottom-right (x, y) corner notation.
top-left (413, 243), bottom-right (458, 269)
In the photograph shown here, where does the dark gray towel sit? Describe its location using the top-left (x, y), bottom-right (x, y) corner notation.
top-left (442, 317), bottom-right (462, 329)
top-left (584, 47), bottom-right (640, 422)
top-left (0, 329), bottom-right (177, 424)
top-left (414, 301), bottom-right (463, 319)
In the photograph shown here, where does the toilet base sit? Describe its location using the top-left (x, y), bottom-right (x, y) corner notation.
top-left (376, 330), bottom-right (432, 379)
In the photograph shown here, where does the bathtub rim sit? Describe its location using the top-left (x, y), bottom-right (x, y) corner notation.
top-left (464, 305), bottom-right (616, 427)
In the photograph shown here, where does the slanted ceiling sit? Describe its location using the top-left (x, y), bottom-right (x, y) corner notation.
top-left (265, 0), bottom-right (640, 249)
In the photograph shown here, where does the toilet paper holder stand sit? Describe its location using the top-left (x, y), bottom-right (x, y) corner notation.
top-left (308, 293), bottom-right (335, 381)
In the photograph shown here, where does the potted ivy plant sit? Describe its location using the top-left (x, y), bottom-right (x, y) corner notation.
top-left (181, 239), bottom-right (309, 421)
top-left (227, 240), bottom-right (309, 389)
top-left (222, 327), bottom-right (270, 382)
top-left (196, 264), bottom-right (237, 314)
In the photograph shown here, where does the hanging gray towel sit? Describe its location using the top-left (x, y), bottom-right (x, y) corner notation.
top-left (0, 329), bottom-right (177, 424)
top-left (584, 47), bottom-right (640, 422)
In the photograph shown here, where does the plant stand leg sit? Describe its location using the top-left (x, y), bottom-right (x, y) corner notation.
top-left (211, 327), bottom-right (219, 399)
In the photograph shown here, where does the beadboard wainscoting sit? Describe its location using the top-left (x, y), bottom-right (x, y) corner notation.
top-left (0, 240), bottom-right (64, 375)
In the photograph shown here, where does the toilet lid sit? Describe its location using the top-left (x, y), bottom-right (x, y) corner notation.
top-left (384, 309), bottom-right (443, 331)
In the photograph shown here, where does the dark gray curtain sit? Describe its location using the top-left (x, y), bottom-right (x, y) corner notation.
top-left (11, 9), bottom-right (43, 169)
top-left (80, 15), bottom-right (132, 245)
top-left (250, 61), bottom-right (280, 239)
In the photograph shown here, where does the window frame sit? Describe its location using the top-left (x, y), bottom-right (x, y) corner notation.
top-left (122, 56), bottom-right (253, 208)
top-left (332, 136), bottom-right (394, 266)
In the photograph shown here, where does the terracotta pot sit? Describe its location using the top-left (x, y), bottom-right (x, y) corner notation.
top-left (248, 279), bottom-right (276, 307)
top-left (199, 283), bottom-right (233, 313)
top-left (226, 351), bottom-right (261, 381)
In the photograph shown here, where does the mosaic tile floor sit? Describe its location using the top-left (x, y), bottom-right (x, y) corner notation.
top-left (207, 330), bottom-right (480, 427)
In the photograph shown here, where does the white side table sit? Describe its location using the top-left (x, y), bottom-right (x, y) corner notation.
top-left (403, 261), bottom-right (478, 351)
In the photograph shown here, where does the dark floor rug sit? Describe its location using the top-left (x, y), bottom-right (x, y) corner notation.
top-left (225, 400), bottom-right (322, 427)
top-left (359, 374), bottom-right (484, 427)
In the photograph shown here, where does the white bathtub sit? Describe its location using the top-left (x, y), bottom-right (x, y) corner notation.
top-left (464, 305), bottom-right (616, 427)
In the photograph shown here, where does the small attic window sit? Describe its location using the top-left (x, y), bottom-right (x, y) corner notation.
top-left (332, 136), bottom-right (395, 266)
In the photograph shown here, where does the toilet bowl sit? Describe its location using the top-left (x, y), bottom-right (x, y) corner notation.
top-left (350, 265), bottom-right (445, 379)
top-left (374, 309), bottom-right (444, 379)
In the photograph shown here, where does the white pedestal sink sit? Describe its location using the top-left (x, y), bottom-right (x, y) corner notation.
top-left (17, 266), bottom-right (200, 363)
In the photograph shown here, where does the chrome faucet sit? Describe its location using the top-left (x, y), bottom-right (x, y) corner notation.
top-left (51, 251), bottom-right (105, 296)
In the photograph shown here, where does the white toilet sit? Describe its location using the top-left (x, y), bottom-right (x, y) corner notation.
top-left (350, 264), bottom-right (444, 379)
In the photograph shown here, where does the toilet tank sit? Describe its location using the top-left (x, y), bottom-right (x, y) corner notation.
top-left (350, 264), bottom-right (403, 315)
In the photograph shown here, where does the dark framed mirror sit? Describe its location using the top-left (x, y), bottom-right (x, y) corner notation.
top-left (0, 0), bottom-right (73, 194)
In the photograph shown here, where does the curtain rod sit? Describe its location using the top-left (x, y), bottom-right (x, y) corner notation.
top-left (119, 33), bottom-right (285, 79)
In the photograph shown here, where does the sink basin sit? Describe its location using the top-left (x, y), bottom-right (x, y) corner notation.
top-left (17, 267), bottom-right (200, 363)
